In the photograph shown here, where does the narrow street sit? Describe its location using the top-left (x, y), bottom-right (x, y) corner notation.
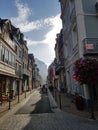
top-left (0, 88), bottom-right (98, 130)
top-left (15, 88), bottom-right (52, 114)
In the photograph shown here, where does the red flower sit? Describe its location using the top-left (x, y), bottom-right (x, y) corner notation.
top-left (72, 58), bottom-right (98, 86)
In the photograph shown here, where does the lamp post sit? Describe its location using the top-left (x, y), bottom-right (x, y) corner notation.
top-left (8, 92), bottom-right (11, 110)
top-left (18, 84), bottom-right (20, 103)
top-left (59, 91), bottom-right (62, 109)
top-left (89, 87), bottom-right (96, 120)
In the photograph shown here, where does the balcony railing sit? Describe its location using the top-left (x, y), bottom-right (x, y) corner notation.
top-left (23, 69), bottom-right (29, 76)
top-left (55, 58), bottom-right (65, 75)
top-left (83, 38), bottom-right (98, 56)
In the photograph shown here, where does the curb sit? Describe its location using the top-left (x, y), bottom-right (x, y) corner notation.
top-left (48, 89), bottom-right (57, 108)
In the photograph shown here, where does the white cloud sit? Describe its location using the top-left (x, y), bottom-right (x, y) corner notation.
top-left (43, 14), bottom-right (62, 50)
top-left (26, 14), bottom-right (62, 63)
top-left (26, 14), bottom-right (62, 45)
top-left (28, 43), bottom-right (54, 68)
top-left (11, 0), bottom-right (62, 64)
top-left (27, 14), bottom-right (62, 57)
top-left (11, 0), bottom-right (31, 25)
top-left (11, 0), bottom-right (53, 32)
top-left (11, 0), bottom-right (61, 33)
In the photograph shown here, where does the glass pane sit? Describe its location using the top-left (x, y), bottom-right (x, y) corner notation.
top-left (8, 52), bottom-right (12, 65)
top-left (0, 44), bottom-right (2, 60)
top-left (4, 48), bottom-right (8, 64)
top-left (1, 46), bottom-right (5, 61)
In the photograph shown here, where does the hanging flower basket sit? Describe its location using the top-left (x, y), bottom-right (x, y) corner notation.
top-left (72, 58), bottom-right (98, 86)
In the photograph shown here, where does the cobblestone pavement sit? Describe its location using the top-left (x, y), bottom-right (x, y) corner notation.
top-left (0, 89), bottom-right (98, 130)
top-left (52, 90), bottom-right (98, 120)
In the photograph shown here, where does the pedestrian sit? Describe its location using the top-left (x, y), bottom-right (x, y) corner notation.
top-left (60, 82), bottom-right (64, 93)
top-left (49, 84), bottom-right (53, 92)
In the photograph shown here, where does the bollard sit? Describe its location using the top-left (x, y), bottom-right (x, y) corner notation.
top-left (9, 93), bottom-right (11, 110)
top-left (25, 90), bottom-right (26, 98)
top-left (18, 91), bottom-right (20, 103)
top-left (59, 92), bottom-right (62, 109)
top-left (18, 86), bottom-right (20, 103)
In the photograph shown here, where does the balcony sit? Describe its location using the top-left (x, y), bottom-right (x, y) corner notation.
top-left (83, 38), bottom-right (98, 56)
top-left (15, 70), bottom-right (23, 79)
top-left (55, 59), bottom-right (65, 75)
top-left (23, 69), bottom-right (29, 76)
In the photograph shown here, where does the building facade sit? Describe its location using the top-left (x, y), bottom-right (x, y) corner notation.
top-left (59, 0), bottom-right (98, 108)
top-left (11, 26), bottom-right (23, 95)
top-left (0, 19), bottom-right (16, 100)
top-left (21, 38), bottom-right (29, 92)
top-left (55, 30), bottom-right (65, 92)
top-left (28, 54), bottom-right (35, 90)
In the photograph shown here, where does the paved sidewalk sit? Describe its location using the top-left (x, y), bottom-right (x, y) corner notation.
top-left (51, 90), bottom-right (98, 120)
top-left (1, 88), bottom-right (98, 121)
top-left (0, 89), bottom-right (36, 117)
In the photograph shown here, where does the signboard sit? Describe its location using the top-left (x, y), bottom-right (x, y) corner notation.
top-left (85, 44), bottom-right (94, 50)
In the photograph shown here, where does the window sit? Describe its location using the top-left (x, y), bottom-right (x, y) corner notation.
top-left (72, 25), bottom-right (78, 48)
top-left (12, 55), bottom-right (15, 67)
top-left (0, 44), bottom-right (2, 60)
top-left (4, 48), bottom-right (9, 64)
top-left (15, 45), bottom-right (17, 54)
top-left (1, 46), bottom-right (5, 61)
top-left (0, 44), bottom-right (15, 67)
top-left (23, 62), bottom-right (24, 69)
top-left (19, 50), bottom-right (21, 58)
top-left (16, 63), bottom-right (18, 70)
top-left (19, 65), bottom-right (21, 72)
top-left (23, 49), bottom-right (24, 56)
top-left (9, 52), bottom-right (12, 65)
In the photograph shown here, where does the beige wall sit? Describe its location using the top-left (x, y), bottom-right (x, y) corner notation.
top-left (0, 61), bottom-right (15, 75)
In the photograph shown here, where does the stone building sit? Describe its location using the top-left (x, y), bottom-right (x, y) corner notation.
top-left (55, 30), bottom-right (65, 92)
top-left (59, 0), bottom-right (98, 108)
top-left (11, 26), bottom-right (23, 95)
top-left (0, 19), bottom-right (16, 100)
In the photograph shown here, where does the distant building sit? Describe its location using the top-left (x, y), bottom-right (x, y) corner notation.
top-left (55, 30), bottom-right (65, 92)
top-left (47, 62), bottom-right (55, 87)
top-left (21, 39), bottom-right (29, 92)
top-left (28, 54), bottom-right (35, 89)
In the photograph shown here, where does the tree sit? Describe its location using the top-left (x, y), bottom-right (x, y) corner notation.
top-left (73, 58), bottom-right (98, 119)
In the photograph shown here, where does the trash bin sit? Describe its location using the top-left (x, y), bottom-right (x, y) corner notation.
top-left (75, 95), bottom-right (84, 110)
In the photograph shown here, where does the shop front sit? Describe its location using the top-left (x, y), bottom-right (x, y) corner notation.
top-left (0, 74), bottom-right (15, 103)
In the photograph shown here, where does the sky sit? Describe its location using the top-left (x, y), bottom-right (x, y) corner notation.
top-left (0, 0), bottom-right (62, 66)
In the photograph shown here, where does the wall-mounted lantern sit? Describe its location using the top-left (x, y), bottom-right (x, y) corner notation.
top-left (95, 1), bottom-right (98, 16)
